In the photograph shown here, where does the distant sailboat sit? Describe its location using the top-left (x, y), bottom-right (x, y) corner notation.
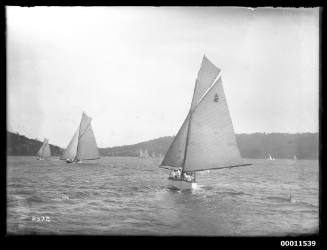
top-left (139, 149), bottom-right (144, 157)
top-left (294, 155), bottom-right (297, 160)
top-left (159, 55), bottom-right (251, 190)
top-left (61, 112), bottom-right (100, 163)
top-left (268, 154), bottom-right (275, 161)
top-left (37, 138), bottom-right (51, 160)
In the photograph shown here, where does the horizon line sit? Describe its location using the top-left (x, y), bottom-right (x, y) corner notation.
top-left (7, 129), bottom-right (319, 149)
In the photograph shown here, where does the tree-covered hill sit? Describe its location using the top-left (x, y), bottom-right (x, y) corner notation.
top-left (99, 133), bottom-right (319, 160)
top-left (7, 130), bottom-right (318, 159)
top-left (7, 131), bottom-right (63, 156)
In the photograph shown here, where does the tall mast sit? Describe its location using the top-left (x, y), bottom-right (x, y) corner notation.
top-left (74, 112), bottom-right (84, 161)
top-left (41, 140), bottom-right (45, 157)
top-left (181, 78), bottom-right (199, 173)
top-left (40, 139), bottom-right (47, 157)
top-left (182, 59), bottom-right (221, 173)
top-left (181, 111), bottom-right (193, 173)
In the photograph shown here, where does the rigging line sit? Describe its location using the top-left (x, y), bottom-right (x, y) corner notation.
top-left (44, 140), bottom-right (48, 156)
top-left (182, 78), bottom-right (199, 173)
top-left (191, 163), bottom-right (253, 173)
top-left (158, 166), bottom-right (175, 170)
top-left (41, 140), bottom-right (45, 156)
top-left (75, 114), bottom-right (86, 161)
top-left (78, 122), bottom-right (92, 139)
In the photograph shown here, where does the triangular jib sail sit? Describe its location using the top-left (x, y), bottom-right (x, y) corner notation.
top-left (161, 114), bottom-right (190, 168)
top-left (61, 112), bottom-right (100, 161)
top-left (37, 138), bottom-right (51, 158)
top-left (160, 55), bottom-right (249, 172)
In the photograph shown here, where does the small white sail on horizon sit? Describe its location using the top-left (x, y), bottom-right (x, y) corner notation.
top-left (160, 55), bottom-right (251, 189)
top-left (37, 138), bottom-right (51, 159)
top-left (61, 112), bottom-right (100, 163)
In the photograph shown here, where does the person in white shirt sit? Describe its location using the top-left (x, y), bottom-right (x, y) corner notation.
top-left (176, 168), bottom-right (182, 179)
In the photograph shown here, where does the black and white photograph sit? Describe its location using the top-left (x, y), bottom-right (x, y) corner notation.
top-left (6, 6), bottom-right (319, 236)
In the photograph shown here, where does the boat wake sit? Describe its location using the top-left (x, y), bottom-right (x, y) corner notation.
top-left (220, 190), bottom-right (246, 196)
top-left (262, 196), bottom-right (317, 207)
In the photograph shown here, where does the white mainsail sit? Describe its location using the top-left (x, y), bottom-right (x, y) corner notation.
top-left (37, 138), bottom-right (51, 158)
top-left (76, 113), bottom-right (99, 160)
top-left (37, 142), bottom-right (44, 157)
top-left (190, 55), bottom-right (221, 111)
top-left (184, 77), bottom-right (244, 172)
top-left (160, 55), bottom-right (249, 173)
top-left (43, 141), bottom-right (51, 157)
top-left (61, 112), bottom-right (100, 161)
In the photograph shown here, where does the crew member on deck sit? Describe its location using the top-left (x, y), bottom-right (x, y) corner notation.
top-left (170, 169), bottom-right (176, 179)
top-left (176, 168), bottom-right (182, 179)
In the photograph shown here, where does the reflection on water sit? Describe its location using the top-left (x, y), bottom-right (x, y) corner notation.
top-left (7, 156), bottom-right (318, 235)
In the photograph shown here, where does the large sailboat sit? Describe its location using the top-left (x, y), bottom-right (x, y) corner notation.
top-left (159, 55), bottom-right (251, 190)
top-left (37, 138), bottom-right (51, 160)
top-left (61, 112), bottom-right (100, 163)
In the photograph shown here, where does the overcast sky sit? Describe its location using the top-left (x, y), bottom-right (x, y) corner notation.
top-left (7, 7), bottom-right (319, 148)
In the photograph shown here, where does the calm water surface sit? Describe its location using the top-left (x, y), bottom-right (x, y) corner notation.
top-left (7, 156), bottom-right (318, 235)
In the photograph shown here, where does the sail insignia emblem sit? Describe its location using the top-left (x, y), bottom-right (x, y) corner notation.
top-left (214, 93), bottom-right (219, 102)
